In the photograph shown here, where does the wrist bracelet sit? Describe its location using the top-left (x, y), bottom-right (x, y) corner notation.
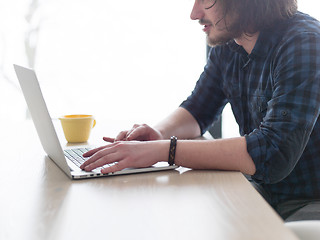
top-left (168, 136), bottom-right (178, 166)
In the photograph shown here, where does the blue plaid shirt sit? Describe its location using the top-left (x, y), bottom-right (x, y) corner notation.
top-left (180, 12), bottom-right (320, 206)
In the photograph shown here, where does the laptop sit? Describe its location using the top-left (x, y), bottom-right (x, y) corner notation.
top-left (14, 64), bottom-right (178, 179)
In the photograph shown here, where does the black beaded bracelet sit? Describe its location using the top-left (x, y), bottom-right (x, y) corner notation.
top-left (168, 136), bottom-right (178, 166)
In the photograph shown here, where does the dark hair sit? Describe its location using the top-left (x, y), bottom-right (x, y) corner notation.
top-left (218, 0), bottom-right (298, 35)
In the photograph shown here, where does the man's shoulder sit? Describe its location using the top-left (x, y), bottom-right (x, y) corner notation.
top-left (268, 11), bottom-right (320, 53)
top-left (285, 12), bottom-right (320, 36)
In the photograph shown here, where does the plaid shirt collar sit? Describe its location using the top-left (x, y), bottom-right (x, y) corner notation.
top-left (227, 18), bottom-right (290, 59)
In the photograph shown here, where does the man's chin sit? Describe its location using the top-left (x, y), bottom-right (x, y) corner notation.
top-left (206, 35), bottom-right (232, 47)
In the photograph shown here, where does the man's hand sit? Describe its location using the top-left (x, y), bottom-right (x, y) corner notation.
top-left (103, 124), bottom-right (164, 143)
top-left (80, 140), bottom-right (168, 174)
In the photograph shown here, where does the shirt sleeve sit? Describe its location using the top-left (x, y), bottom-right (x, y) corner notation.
top-left (246, 32), bottom-right (320, 184)
top-left (180, 47), bottom-right (228, 135)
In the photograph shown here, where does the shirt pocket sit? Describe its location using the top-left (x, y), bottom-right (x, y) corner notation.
top-left (249, 96), bottom-right (269, 127)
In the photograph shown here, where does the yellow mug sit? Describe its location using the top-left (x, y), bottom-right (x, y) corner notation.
top-left (59, 114), bottom-right (96, 143)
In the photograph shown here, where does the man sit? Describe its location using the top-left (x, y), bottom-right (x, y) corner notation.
top-left (81, 0), bottom-right (320, 221)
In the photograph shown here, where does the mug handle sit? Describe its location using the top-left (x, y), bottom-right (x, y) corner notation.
top-left (92, 119), bottom-right (96, 128)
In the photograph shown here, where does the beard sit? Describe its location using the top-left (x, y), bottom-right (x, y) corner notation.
top-left (206, 32), bottom-right (235, 46)
top-left (201, 19), bottom-right (241, 47)
top-left (207, 25), bottom-right (242, 46)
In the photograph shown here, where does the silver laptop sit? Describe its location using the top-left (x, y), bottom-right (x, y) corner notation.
top-left (14, 64), bottom-right (178, 179)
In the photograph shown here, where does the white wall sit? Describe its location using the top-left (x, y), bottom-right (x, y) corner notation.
top-left (0, 0), bottom-right (205, 128)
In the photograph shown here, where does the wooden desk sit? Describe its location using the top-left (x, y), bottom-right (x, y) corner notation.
top-left (0, 120), bottom-right (298, 240)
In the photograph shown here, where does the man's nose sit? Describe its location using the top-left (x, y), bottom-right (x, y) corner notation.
top-left (190, 1), bottom-right (204, 20)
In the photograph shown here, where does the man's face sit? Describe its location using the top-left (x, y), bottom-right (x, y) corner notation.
top-left (190, 0), bottom-right (238, 46)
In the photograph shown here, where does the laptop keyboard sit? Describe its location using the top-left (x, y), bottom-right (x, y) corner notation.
top-left (64, 148), bottom-right (116, 170)
top-left (64, 148), bottom-right (91, 167)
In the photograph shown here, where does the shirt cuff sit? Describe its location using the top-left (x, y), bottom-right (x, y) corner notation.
top-left (245, 130), bottom-right (269, 183)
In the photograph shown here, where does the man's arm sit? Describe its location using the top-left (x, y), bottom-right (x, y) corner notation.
top-left (155, 108), bottom-right (256, 175)
top-left (153, 107), bottom-right (256, 175)
top-left (175, 137), bottom-right (256, 175)
top-left (154, 107), bottom-right (201, 139)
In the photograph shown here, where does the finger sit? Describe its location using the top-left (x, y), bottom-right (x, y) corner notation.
top-left (126, 125), bottom-right (148, 141)
top-left (103, 137), bottom-right (115, 143)
top-left (81, 145), bottom-right (114, 169)
top-left (101, 160), bottom-right (128, 174)
top-left (124, 125), bottom-right (139, 140)
top-left (82, 145), bottom-right (108, 158)
top-left (83, 151), bottom-right (119, 172)
top-left (84, 158), bottom-right (111, 172)
top-left (115, 130), bottom-right (129, 141)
